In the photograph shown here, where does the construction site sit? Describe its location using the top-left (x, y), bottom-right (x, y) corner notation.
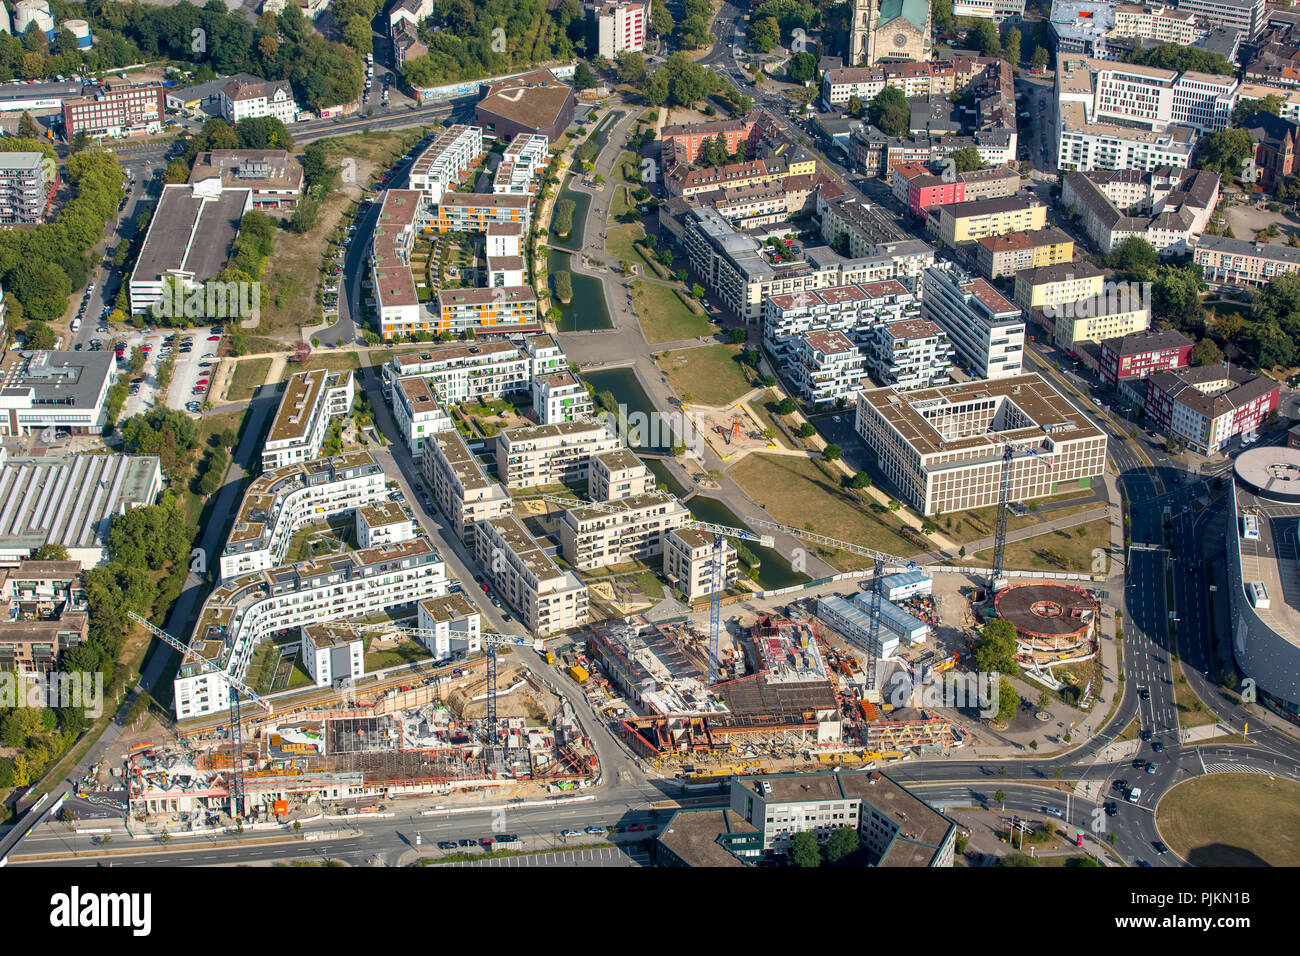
top-left (126, 649), bottom-right (599, 829)
top-left (991, 581), bottom-right (1100, 667)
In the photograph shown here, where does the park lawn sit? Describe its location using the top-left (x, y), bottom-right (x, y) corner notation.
top-left (662, 344), bottom-right (753, 407)
top-left (610, 183), bottom-right (634, 219)
top-left (225, 357), bottom-right (273, 402)
top-left (940, 489), bottom-right (1097, 543)
top-left (1158, 774), bottom-right (1300, 866)
top-left (969, 519), bottom-right (1111, 574)
top-left (728, 453), bottom-right (925, 569)
top-left (632, 281), bottom-right (714, 344)
top-left (282, 351), bottom-right (361, 380)
top-left (606, 223), bottom-right (645, 262)
top-left (614, 150), bottom-right (638, 183)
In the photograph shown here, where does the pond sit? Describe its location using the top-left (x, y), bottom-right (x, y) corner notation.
top-left (547, 249), bottom-right (612, 331)
top-left (549, 177), bottom-right (591, 252)
top-left (581, 366), bottom-right (673, 453)
top-left (684, 496), bottom-right (812, 591)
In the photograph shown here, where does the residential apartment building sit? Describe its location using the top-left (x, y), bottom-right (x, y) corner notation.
top-left (493, 134), bottom-right (550, 195)
top-left (1145, 364), bottom-right (1280, 453)
top-left (663, 527), bottom-right (737, 602)
top-left (219, 452), bottom-right (388, 581)
top-left (788, 329), bottom-right (868, 406)
top-left (62, 80), bottom-right (165, 139)
top-left (933, 196), bottom-right (1047, 246)
top-left (1193, 234), bottom-right (1300, 288)
top-left (865, 317), bottom-right (954, 391)
top-left (559, 492), bottom-right (691, 571)
top-left (415, 593), bottom-right (481, 659)
top-left (175, 537), bottom-right (448, 719)
top-left (299, 624), bottom-right (364, 688)
top-left (384, 341), bottom-right (530, 405)
top-left (1013, 261), bottom-right (1106, 315)
top-left (434, 286), bottom-right (537, 335)
top-left (762, 279), bottom-right (921, 361)
top-left (1062, 166), bottom-right (1219, 255)
top-left (0, 151), bottom-right (55, 224)
top-left (533, 370), bottom-right (593, 425)
top-left (424, 430), bottom-right (512, 544)
top-left (1048, 288), bottom-right (1151, 351)
top-left (261, 368), bottom-right (355, 471)
top-left (408, 124), bottom-right (484, 202)
top-left (428, 191), bottom-right (530, 232)
top-left (920, 267), bottom-right (1025, 379)
top-left (593, 0), bottom-right (647, 58)
top-left (854, 374), bottom-right (1107, 515)
top-left (391, 375), bottom-right (452, 457)
top-left (0, 559), bottom-right (87, 674)
top-left (973, 227), bottom-right (1075, 279)
top-left (474, 515), bottom-right (589, 637)
top-left (370, 189), bottom-right (422, 340)
top-left (356, 501), bottom-right (417, 549)
top-left (495, 420), bottom-right (622, 490)
top-left (220, 77), bottom-right (296, 125)
top-left (1097, 327), bottom-right (1193, 389)
top-left (589, 449), bottom-right (655, 501)
top-left (661, 115), bottom-right (759, 165)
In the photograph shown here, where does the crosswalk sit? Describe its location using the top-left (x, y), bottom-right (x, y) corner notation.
top-left (1205, 763), bottom-right (1269, 775)
top-left (447, 846), bottom-right (649, 868)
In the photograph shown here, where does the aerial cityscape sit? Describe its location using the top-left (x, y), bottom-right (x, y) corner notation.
top-left (0, 0), bottom-right (1294, 899)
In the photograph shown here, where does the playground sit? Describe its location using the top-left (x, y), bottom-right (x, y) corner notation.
top-left (685, 400), bottom-right (777, 462)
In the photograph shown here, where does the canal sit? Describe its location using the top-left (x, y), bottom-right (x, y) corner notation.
top-left (684, 496), bottom-right (812, 591)
top-left (581, 366), bottom-right (673, 453)
top-left (547, 249), bottom-right (612, 331)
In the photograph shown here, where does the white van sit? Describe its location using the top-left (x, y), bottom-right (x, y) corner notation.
top-left (70, 317), bottom-right (81, 333)
top-left (1249, 581), bottom-right (1270, 609)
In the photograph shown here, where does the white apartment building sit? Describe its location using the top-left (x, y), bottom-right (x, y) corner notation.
top-left (525, 333), bottom-right (568, 378)
top-left (261, 369), bottom-right (355, 471)
top-left (409, 124), bottom-right (484, 203)
top-left (356, 501), bottom-right (418, 549)
top-left (1110, 4), bottom-right (1208, 44)
top-left (920, 267), bottom-right (1024, 380)
top-left (1175, 0), bottom-right (1265, 39)
top-left (495, 420), bottom-right (622, 490)
top-left (493, 134), bottom-right (550, 195)
top-left (559, 492), bottom-right (691, 571)
top-left (486, 221), bottom-right (524, 258)
top-left (218, 451), bottom-right (388, 581)
top-left (594, 0), bottom-right (647, 58)
top-left (220, 78), bottom-right (296, 125)
top-left (416, 593), bottom-right (482, 659)
top-left (299, 624), bottom-right (364, 688)
top-left (663, 526), bottom-right (737, 602)
top-left (788, 329), bottom-right (867, 407)
top-left (384, 341), bottom-right (531, 405)
top-left (391, 374), bottom-right (453, 457)
top-left (534, 370), bottom-right (594, 425)
top-left (854, 375), bottom-right (1107, 515)
top-left (589, 449), bottom-right (655, 501)
top-left (762, 279), bottom-right (920, 361)
top-left (475, 515), bottom-right (589, 637)
top-left (424, 430), bottom-right (513, 543)
top-left (866, 317), bottom-right (954, 391)
top-left (175, 537), bottom-right (448, 719)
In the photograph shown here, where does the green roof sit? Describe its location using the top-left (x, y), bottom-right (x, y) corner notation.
top-left (878, 0), bottom-right (929, 33)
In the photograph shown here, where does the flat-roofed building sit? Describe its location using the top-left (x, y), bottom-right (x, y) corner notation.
top-left (661, 114), bottom-right (759, 165)
top-left (920, 266), bottom-right (1025, 379)
top-left (663, 526), bottom-right (737, 602)
top-left (299, 623), bottom-right (364, 687)
top-left (1193, 234), bottom-right (1300, 288)
top-left (430, 190), bottom-right (530, 234)
top-left (495, 419), bottom-right (622, 490)
top-left (1112, 4), bottom-right (1208, 45)
top-left (0, 151), bottom-right (55, 224)
top-left (933, 196), bottom-right (1047, 246)
top-left (219, 451), bottom-right (387, 581)
top-left (0, 559), bottom-right (87, 674)
top-left (128, 181), bottom-right (253, 315)
top-left (63, 80), bottom-right (165, 139)
top-left (1046, 284), bottom-right (1151, 351)
top-left (973, 226), bottom-right (1075, 279)
top-left (262, 368), bottom-right (355, 471)
top-left (424, 430), bottom-right (512, 543)
top-left (789, 328), bottom-right (867, 406)
top-left (1176, 0), bottom-right (1265, 39)
top-left (356, 500), bottom-right (417, 549)
top-left (408, 124), bottom-right (484, 202)
top-left (866, 317), bottom-right (954, 391)
top-left (0, 349), bottom-right (113, 435)
top-left (371, 189), bottom-right (422, 340)
top-left (175, 536), bottom-right (448, 719)
top-left (593, 0), bottom-right (648, 58)
top-left (435, 286), bottom-right (537, 334)
top-left (559, 492), bottom-right (691, 571)
top-left (762, 279), bottom-right (920, 361)
top-left (1013, 260), bottom-right (1106, 314)
top-left (188, 150), bottom-right (304, 211)
top-left (493, 133), bottom-right (550, 195)
top-left (533, 370), bottom-right (593, 425)
top-left (416, 593), bottom-right (481, 658)
top-left (953, 0), bottom-right (1026, 18)
top-left (588, 449), bottom-right (654, 501)
top-left (854, 373), bottom-right (1106, 514)
top-left (391, 374), bottom-right (453, 457)
top-left (474, 515), bottom-right (588, 636)
top-left (385, 340), bottom-right (530, 405)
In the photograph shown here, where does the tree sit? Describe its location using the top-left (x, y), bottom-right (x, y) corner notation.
top-left (616, 51), bottom-right (646, 85)
top-left (850, 471), bottom-right (872, 488)
top-left (1191, 338), bottom-right (1224, 366)
top-left (994, 789), bottom-right (1007, 807)
top-left (1198, 127), bottom-right (1254, 179)
top-left (574, 61), bottom-right (597, 91)
top-left (823, 444), bottom-right (841, 461)
top-left (69, 131), bottom-right (90, 155)
top-left (1001, 852), bottom-right (1038, 866)
top-left (750, 16), bottom-right (780, 53)
top-left (823, 825), bottom-right (859, 863)
top-left (691, 283), bottom-right (705, 299)
top-left (933, 0), bottom-right (954, 34)
top-left (1127, 44), bottom-right (1234, 76)
top-left (847, 94), bottom-right (864, 118)
top-left (789, 830), bottom-right (821, 867)
top-left (1107, 236), bottom-right (1158, 273)
top-left (996, 677), bottom-right (1019, 722)
top-left (868, 86), bottom-right (909, 137)
top-left (787, 51), bottom-right (817, 84)
top-left (776, 397), bottom-right (797, 415)
top-left (967, 20), bottom-right (1001, 57)
top-left (1031, 46), bottom-right (1049, 71)
top-left (974, 618), bottom-right (1020, 674)
top-left (950, 146), bottom-right (983, 174)
top-left (650, 0), bottom-right (673, 36)
top-left (23, 321), bottom-right (56, 350)
top-left (1005, 26), bottom-right (1021, 66)
top-left (18, 111), bottom-right (39, 138)
top-left (32, 543), bottom-right (70, 561)
top-left (1233, 93), bottom-right (1284, 126)
top-left (163, 159), bottom-right (190, 184)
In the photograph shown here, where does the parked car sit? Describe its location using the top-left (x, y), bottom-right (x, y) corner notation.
top-left (584, 825), bottom-right (607, 835)
top-left (437, 840), bottom-right (456, 850)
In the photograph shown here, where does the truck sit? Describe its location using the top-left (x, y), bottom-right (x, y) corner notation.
top-left (569, 664), bottom-right (589, 683)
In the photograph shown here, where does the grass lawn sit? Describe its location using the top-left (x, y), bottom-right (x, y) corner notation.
top-left (614, 150), bottom-right (638, 183)
top-left (1115, 716), bottom-right (1141, 742)
top-left (939, 490), bottom-right (1096, 543)
top-left (1158, 774), bottom-right (1300, 866)
top-left (746, 395), bottom-right (794, 449)
top-left (728, 453), bottom-right (924, 569)
top-left (632, 281), bottom-right (714, 344)
top-left (363, 634), bottom-right (431, 671)
top-left (177, 408), bottom-right (247, 525)
top-left (225, 357), bottom-right (273, 402)
top-left (662, 344), bottom-right (752, 407)
top-left (606, 223), bottom-right (645, 262)
top-left (286, 652), bottom-right (315, 689)
top-left (282, 351), bottom-right (361, 380)
top-left (610, 183), bottom-right (634, 219)
top-left (1171, 660), bottom-right (1219, 728)
top-left (969, 519), bottom-right (1111, 574)
top-left (635, 570), bottom-right (665, 600)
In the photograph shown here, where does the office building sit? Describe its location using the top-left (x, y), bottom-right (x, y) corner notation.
top-left (1193, 234), bottom-right (1300, 288)
top-left (920, 266), bottom-right (1025, 379)
top-left (261, 368), bottom-right (355, 471)
top-left (62, 80), bottom-right (165, 139)
top-left (188, 150), bottom-right (303, 211)
top-left (1176, 0), bottom-right (1265, 39)
top-left (0, 349), bottom-right (113, 435)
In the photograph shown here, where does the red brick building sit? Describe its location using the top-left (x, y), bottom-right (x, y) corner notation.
top-left (1097, 328), bottom-right (1193, 389)
top-left (661, 114), bottom-right (759, 165)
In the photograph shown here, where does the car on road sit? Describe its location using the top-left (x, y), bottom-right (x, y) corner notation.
top-left (1103, 801), bottom-right (1118, 816)
top-left (1146, 761), bottom-right (1157, 774)
top-left (1044, 806), bottom-right (1063, 817)
top-left (1133, 758), bottom-right (1147, 770)
top-left (1136, 859), bottom-right (1152, 867)
top-left (1138, 687), bottom-right (1150, 700)
top-left (1113, 779), bottom-right (1128, 793)
top-left (628, 823), bottom-right (646, 831)
top-left (1153, 841), bottom-right (1168, 854)
top-left (1140, 729), bottom-right (1153, 742)
top-left (1151, 741), bottom-right (1164, 753)
top-left (584, 825), bottom-right (607, 835)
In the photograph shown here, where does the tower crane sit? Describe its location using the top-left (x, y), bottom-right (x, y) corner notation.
top-left (541, 495), bottom-right (772, 685)
top-left (128, 611), bottom-right (273, 818)
top-left (991, 443), bottom-right (1047, 587)
top-left (327, 620), bottom-right (538, 756)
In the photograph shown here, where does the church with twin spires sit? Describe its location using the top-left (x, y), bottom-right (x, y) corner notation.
top-left (849, 0), bottom-right (932, 66)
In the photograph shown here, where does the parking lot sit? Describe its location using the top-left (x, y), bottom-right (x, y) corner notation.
top-left (113, 327), bottom-right (223, 419)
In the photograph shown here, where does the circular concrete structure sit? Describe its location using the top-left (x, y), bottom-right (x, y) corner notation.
top-left (994, 581), bottom-right (1099, 650)
top-left (1234, 447), bottom-right (1300, 503)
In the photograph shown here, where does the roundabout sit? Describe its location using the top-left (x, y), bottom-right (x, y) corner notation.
top-left (1156, 772), bottom-right (1300, 866)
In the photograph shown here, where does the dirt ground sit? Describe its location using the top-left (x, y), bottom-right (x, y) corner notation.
top-left (1226, 201), bottom-right (1300, 243)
